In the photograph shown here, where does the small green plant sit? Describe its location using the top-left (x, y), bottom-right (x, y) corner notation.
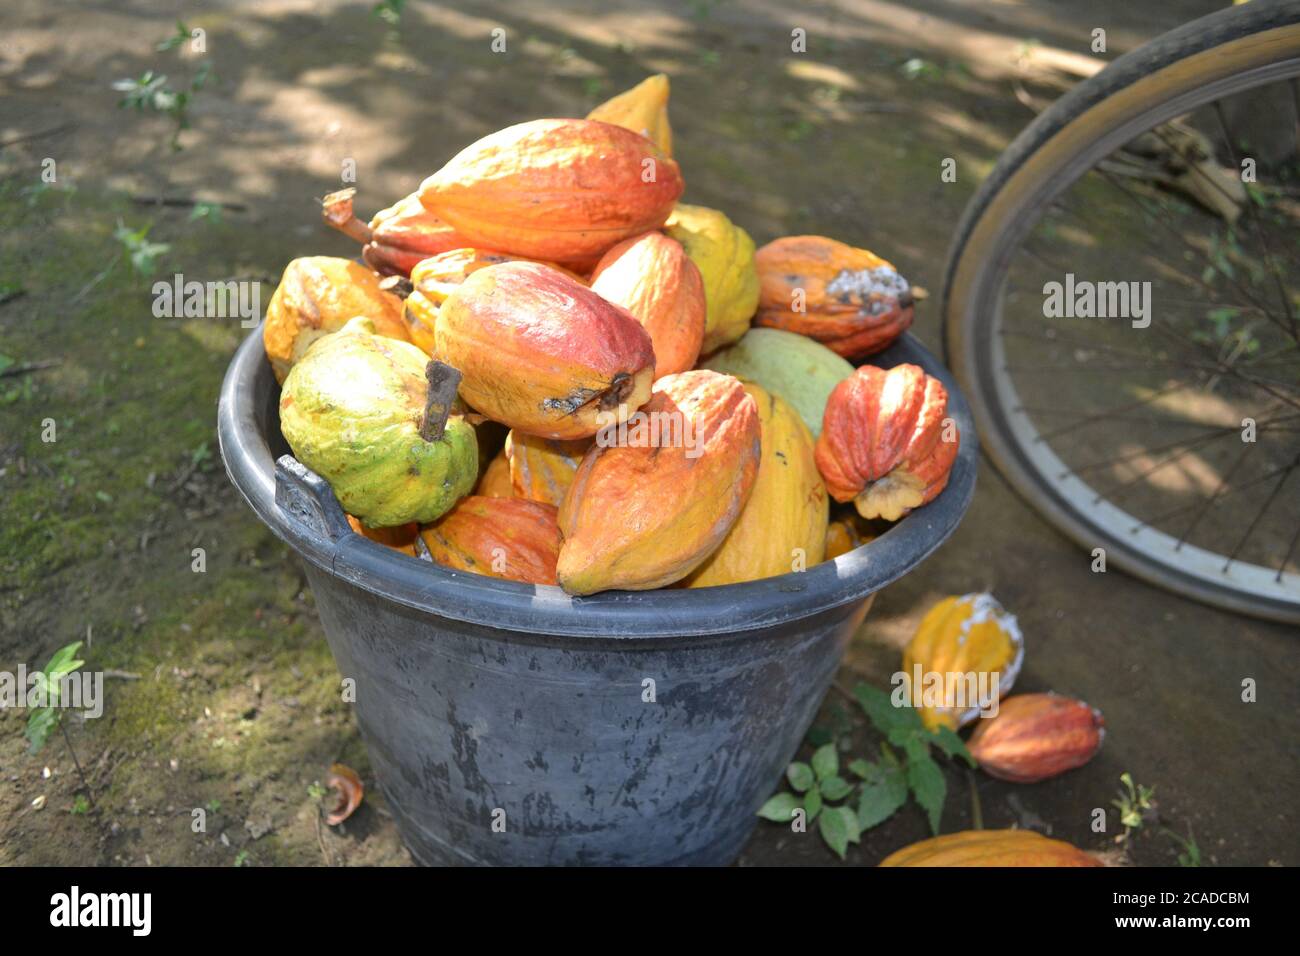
top-left (899, 57), bottom-right (942, 81)
top-left (113, 221), bottom-right (170, 276)
top-left (758, 683), bottom-right (974, 859)
top-left (233, 849), bottom-right (250, 867)
top-left (113, 24), bottom-right (215, 150)
top-left (188, 201), bottom-right (223, 225)
top-left (1163, 826), bottom-right (1201, 867)
top-left (25, 641), bottom-right (86, 754)
top-left (70, 794), bottom-right (91, 815)
top-left (156, 20), bottom-right (194, 53)
top-left (205, 799), bottom-right (222, 814)
top-left (1112, 772), bottom-right (1156, 839)
top-left (372, 0), bottom-right (405, 27)
top-left (307, 781), bottom-right (328, 801)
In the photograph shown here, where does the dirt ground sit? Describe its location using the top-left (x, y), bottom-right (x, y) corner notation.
top-left (1, 0), bottom-right (1294, 867)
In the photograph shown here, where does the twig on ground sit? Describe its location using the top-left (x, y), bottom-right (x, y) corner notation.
top-left (0, 358), bottom-right (62, 379)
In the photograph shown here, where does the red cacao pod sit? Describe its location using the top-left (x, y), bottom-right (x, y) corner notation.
top-left (968, 693), bottom-right (1105, 784)
top-left (419, 496), bottom-right (561, 585)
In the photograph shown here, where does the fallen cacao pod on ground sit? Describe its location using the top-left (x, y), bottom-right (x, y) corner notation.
top-left (902, 592), bottom-right (1024, 730)
top-left (418, 118), bottom-right (683, 269)
top-left (419, 495), bottom-right (561, 585)
top-left (263, 256), bottom-right (409, 383)
top-left (590, 231), bottom-right (705, 376)
top-left (557, 369), bottom-right (760, 594)
top-left (436, 261), bottom-right (656, 440)
top-left (879, 829), bottom-right (1101, 867)
top-left (278, 317), bottom-right (478, 526)
top-left (685, 382), bottom-right (827, 586)
top-left (816, 363), bottom-right (960, 521)
top-left (968, 693), bottom-right (1105, 783)
top-left (754, 234), bottom-right (914, 359)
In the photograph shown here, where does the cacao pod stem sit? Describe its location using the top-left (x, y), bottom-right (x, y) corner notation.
top-left (321, 187), bottom-right (373, 244)
top-left (421, 360), bottom-right (463, 443)
top-left (378, 275), bottom-right (414, 300)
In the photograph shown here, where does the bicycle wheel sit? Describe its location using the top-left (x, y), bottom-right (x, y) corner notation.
top-left (943, 0), bottom-right (1300, 624)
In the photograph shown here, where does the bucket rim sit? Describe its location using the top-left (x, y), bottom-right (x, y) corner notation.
top-left (218, 323), bottom-right (977, 638)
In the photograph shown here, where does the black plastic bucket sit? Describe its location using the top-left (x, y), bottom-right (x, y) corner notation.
top-left (217, 325), bottom-right (977, 865)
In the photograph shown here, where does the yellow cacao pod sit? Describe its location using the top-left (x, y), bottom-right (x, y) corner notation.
top-left (476, 449), bottom-right (514, 498)
top-left (505, 431), bottom-right (590, 507)
top-left (664, 204), bottom-right (759, 354)
top-left (685, 383), bottom-right (827, 586)
top-left (901, 593), bottom-right (1024, 731)
top-left (586, 74), bottom-right (673, 156)
top-left (879, 830), bottom-right (1100, 867)
top-left (824, 512), bottom-right (877, 560)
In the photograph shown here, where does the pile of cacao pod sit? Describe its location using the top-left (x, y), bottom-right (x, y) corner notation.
top-left (265, 75), bottom-right (960, 596)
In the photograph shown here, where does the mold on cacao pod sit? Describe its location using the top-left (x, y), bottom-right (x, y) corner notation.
top-left (321, 188), bottom-right (468, 277)
top-left (346, 514), bottom-right (419, 556)
top-left (968, 693), bottom-right (1104, 784)
top-left (902, 592), bottom-right (1024, 731)
top-left (263, 256), bottom-right (410, 383)
top-left (664, 203), bottom-right (759, 354)
top-left (754, 235), bottom-right (914, 359)
top-left (403, 248), bottom-right (587, 356)
top-left (815, 363), bottom-right (960, 521)
top-left (704, 327), bottom-right (853, 438)
top-left (589, 231), bottom-right (705, 376)
top-left (823, 511), bottom-right (878, 560)
top-left (419, 495), bottom-right (561, 586)
top-left (685, 383), bottom-right (827, 587)
top-left (476, 449), bottom-right (515, 498)
top-left (278, 317), bottom-right (478, 526)
top-left (505, 431), bottom-right (590, 507)
top-left (418, 119), bottom-right (684, 269)
top-left (586, 73), bottom-right (673, 156)
top-left (436, 261), bottom-right (656, 440)
top-left (557, 370), bottom-right (761, 594)
top-left (879, 830), bottom-right (1101, 867)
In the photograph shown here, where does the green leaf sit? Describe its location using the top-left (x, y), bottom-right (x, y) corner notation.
top-left (25, 707), bottom-right (59, 755)
top-left (818, 805), bottom-right (858, 859)
top-left (819, 775), bottom-right (852, 802)
top-left (44, 641), bottom-right (85, 681)
top-left (852, 764), bottom-right (904, 832)
top-left (0, 354), bottom-right (14, 375)
top-left (803, 788), bottom-right (823, 822)
top-left (811, 742), bottom-right (838, 781)
top-left (907, 755), bottom-right (947, 835)
top-left (757, 792), bottom-right (800, 822)
top-left (847, 758), bottom-right (873, 780)
top-left (930, 724), bottom-right (976, 767)
top-left (901, 733), bottom-right (931, 765)
top-left (786, 762), bottom-right (814, 793)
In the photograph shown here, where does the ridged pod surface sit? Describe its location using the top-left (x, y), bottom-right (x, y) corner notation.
top-left (435, 261), bottom-right (656, 439)
top-left (278, 317), bottom-right (478, 526)
top-left (589, 231), bottom-right (705, 376)
top-left (754, 235), bottom-right (914, 359)
top-left (346, 514), bottom-right (419, 556)
top-left (586, 74), bottom-right (673, 156)
top-left (505, 431), bottom-right (590, 506)
top-left (969, 693), bottom-right (1105, 784)
top-left (419, 496), bottom-right (560, 585)
top-left (364, 193), bottom-right (468, 276)
top-left (879, 830), bottom-right (1101, 867)
top-left (664, 204), bottom-right (759, 353)
top-left (685, 383), bottom-right (827, 587)
top-left (557, 370), bottom-right (761, 594)
top-left (703, 327), bottom-right (853, 438)
top-left (418, 119), bottom-right (683, 269)
top-left (263, 257), bottom-right (409, 383)
top-left (816, 363), bottom-right (960, 521)
top-left (403, 250), bottom-right (586, 356)
top-left (902, 593), bottom-right (1025, 730)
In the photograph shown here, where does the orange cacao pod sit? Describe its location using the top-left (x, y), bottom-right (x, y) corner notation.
top-left (505, 431), bottom-right (590, 507)
top-left (418, 119), bottom-right (684, 269)
top-left (262, 257), bottom-right (409, 383)
top-left (754, 235), bottom-right (913, 359)
top-left (403, 249), bottom-right (586, 355)
top-left (879, 830), bottom-right (1101, 867)
top-left (476, 449), bottom-right (514, 498)
top-left (969, 693), bottom-right (1105, 784)
top-left (824, 512), bottom-right (877, 560)
top-left (321, 189), bottom-right (467, 277)
top-left (815, 364), bottom-right (959, 521)
top-left (435, 261), bottom-right (656, 440)
top-left (589, 232), bottom-right (704, 376)
top-left (557, 370), bottom-right (761, 594)
top-left (419, 496), bottom-right (560, 585)
top-left (346, 514), bottom-right (419, 557)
